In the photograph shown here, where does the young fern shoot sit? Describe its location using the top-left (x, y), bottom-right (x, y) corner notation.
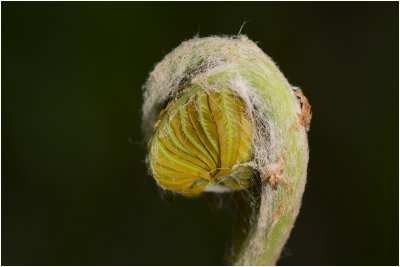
top-left (142, 35), bottom-right (311, 265)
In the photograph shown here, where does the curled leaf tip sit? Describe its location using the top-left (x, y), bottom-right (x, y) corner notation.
top-left (142, 35), bottom-right (310, 265)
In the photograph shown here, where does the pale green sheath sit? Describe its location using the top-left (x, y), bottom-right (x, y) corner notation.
top-left (142, 36), bottom-right (310, 265)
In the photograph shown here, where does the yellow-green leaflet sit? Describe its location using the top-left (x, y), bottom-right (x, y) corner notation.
top-left (147, 88), bottom-right (253, 196)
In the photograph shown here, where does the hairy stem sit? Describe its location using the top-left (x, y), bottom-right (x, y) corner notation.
top-left (142, 35), bottom-right (310, 265)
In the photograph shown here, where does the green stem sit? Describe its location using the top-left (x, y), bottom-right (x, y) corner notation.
top-left (142, 35), bottom-right (310, 266)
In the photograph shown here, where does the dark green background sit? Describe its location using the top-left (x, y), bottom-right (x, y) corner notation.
top-left (2, 2), bottom-right (398, 265)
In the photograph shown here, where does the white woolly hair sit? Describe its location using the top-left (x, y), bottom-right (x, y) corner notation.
top-left (141, 35), bottom-right (310, 265)
top-left (142, 35), bottom-right (305, 192)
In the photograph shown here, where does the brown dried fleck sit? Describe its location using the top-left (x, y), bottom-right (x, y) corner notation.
top-left (261, 156), bottom-right (287, 190)
top-left (273, 204), bottom-right (285, 221)
top-left (294, 89), bottom-right (312, 132)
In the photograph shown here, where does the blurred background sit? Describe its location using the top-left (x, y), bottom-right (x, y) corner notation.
top-left (2, 2), bottom-right (398, 265)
